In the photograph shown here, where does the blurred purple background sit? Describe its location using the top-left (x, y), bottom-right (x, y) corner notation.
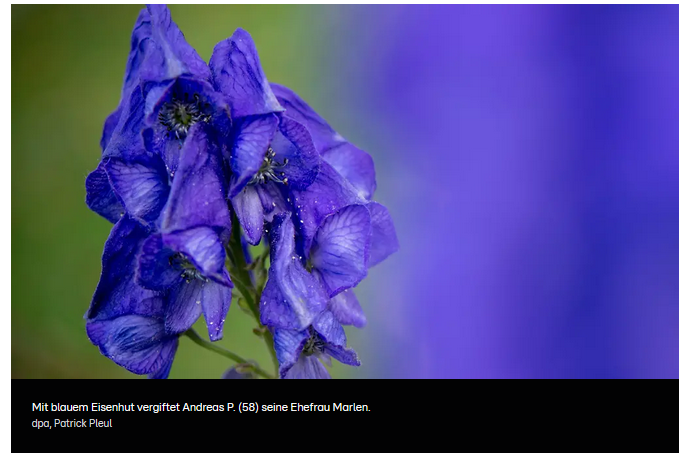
top-left (332, 5), bottom-right (677, 378)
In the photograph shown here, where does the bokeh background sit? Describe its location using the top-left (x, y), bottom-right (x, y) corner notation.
top-left (12, 4), bottom-right (678, 378)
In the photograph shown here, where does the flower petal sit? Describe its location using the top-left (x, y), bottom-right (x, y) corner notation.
top-left (143, 5), bottom-right (211, 81)
top-left (199, 280), bottom-right (232, 341)
top-left (329, 289), bottom-right (367, 328)
top-left (164, 279), bottom-right (203, 334)
top-left (273, 327), bottom-right (309, 378)
top-left (160, 123), bottom-right (230, 237)
top-left (290, 161), bottom-right (364, 257)
top-left (147, 338), bottom-right (179, 379)
top-left (86, 314), bottom-right (178, 376)
top-left (209, 28), bottom-right (283, 118)
top-left (271, 115), bottom-right (320, 190)
top-left (259, 213), bottom-right (329, 330)
top-left (162, 227), bottom-right (232, 287)
top-left (85, 164), bottom-right (124, 224)
top-left (322, 142), bottom-right (376, 201)
top-left (311, 204), bottom-right (371, 297)
top-left (136, 233), bottom-right (182, 291)
top-left (228, 114), bottom-right (279, 197)
top-left (86, 215), bottom-right (164, 321)
top-left (312, 310), bottom-right (360, 367)
top-left (283, 355), bottom-right (331, 379)
top-left (104, 152), bottom-right (170, 224)
top-left (231, 185), bottom-right (265, 245)
top-left (367, 202), bottom-right (400, 267)
top-left (269, 83), bottom-right (343, 153)
top-left (100, 8), bottom-right (154, 150)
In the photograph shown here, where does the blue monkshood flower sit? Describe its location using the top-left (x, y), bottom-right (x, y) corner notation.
top-left (221, 361), bottom-right (258, 379)
top-left (268, 84), bottom-right (399, 264)
top-left (135, 123), bottom-right (233, 341)
top-left (85, 215), bottom-right (179, 379)
top-left (259, 206), bottom-right (371, 331)
top-left (86, 4), bottom-right (231, 225)
top-left (208, 29), bottom-right (321, 245)
top-left (273, 310), bottom-right (360, 379)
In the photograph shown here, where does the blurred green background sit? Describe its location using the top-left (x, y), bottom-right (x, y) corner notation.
top-left (12, 4), bottom-right (367, 378)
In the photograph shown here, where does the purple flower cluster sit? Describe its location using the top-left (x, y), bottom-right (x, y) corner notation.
top-left (85, 5), bottom-right (398, 379)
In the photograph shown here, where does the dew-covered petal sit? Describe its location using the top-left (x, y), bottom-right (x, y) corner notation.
top-left (85, 164), bottom-right (124, 224)
top-left (209, 28), bottom-right (283, 118)
top-left (231, 185), bottom-right (265, 245)
top-left (271, 115), bottom-right (320, 190)
top-left (329, 289), bottom-right (366, 328)
top-left (86, 314), bottom-right (178, 376)
top-left (228, 114), bottom-right (279, 197)
top-left (273, 327), bottom-right (309, 378)
top-left (311, 204), bottom-right (371, 297)
top-left (259, 213), bottom-right (329, 330)
top-left (283, 355), bottom-right (331, 379)
top-left (256, 182), bottom-right (288, 222)
top-left (136, 233), bottom-right (182, 291)
top-left (162, 226), bottom-right (232, 287)
top-left (164, 279), bottom-right (204, 334)
top-left (291, 161), bottom-right (364, 257)
top-left (270, 83), bottom-right (343, 153)
top-left (142, 5), bottom-right (211, 82)
top-left (160, 123), bottom-right (230, 237)
top-left (199, 279), bottom-right (232, 341)
top-left (104, 152), bottom-right (170, 224)
top-left (86, 215), bottom-right (165, 320)
top-left (322, 142), bottom-right (376, 201)
top-left (367, 202), bottom-right (400, 267)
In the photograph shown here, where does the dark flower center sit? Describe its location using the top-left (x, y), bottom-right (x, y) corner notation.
top-left (247, 147), bottom-right (289, 186)
top-left (158, 93), bottom-right (211, 140)
top-left (302, 330), bottom-right (325, 356)
top-left (169, 253), bottom-right (208, 282)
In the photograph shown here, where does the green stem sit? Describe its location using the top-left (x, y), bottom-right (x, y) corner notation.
top-left (227, 211), bottom-right (280, 378)
top-left (183, 328), bottom-right (273, 379)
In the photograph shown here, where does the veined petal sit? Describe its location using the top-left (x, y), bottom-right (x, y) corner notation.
top-left (231, 186), bottom-right (265, 245)
top-left (85, 164), bottom-right (124, 224)
top-left (160, 123), bottom-right (230, 236)
top-left (291, 161), bottom-right (364, 257)
top-left (148, 338), bottom-right (179, 379)
top-left (104, 152), bottom-right (170, 224)
top-left (271, 115), bottom-right (320, 190)
top-left (367, 202), bottom-right (400, 267)
top-left (136, 233), bottom-right (182, 291)
top-left (162, 227), bottom-right (232, 286)
top-left (256, 182), bottom-right (288, 222)
top-left (312, 310), bottom-right (346, 348)
top-left (311, 204), bottom-right (371, 297)
top-left (273, 327), bottom-right (309, 378)
top-left (164, 279), bottom-right (203, 334)
top-left (86, 314), bottom-right (178, 376)
top-left (312, 310), bottom-right (360, 367)
top-left (228, 114), bottom-right (279, 197)
top-left (209, 28), bottom-right (283, 118)
top-left (329, 289), bottom-right (366, 328)
top-left (283, 355), bottom-right (331, 379)
top-left (143, 5), bottom-right (211, 82)
top-left (322, 142), bottom-right (377, 201)
top-left (269, 83), bottom-right (343, 153)
top-left (259, 213), bottom-right (329, 330)
top-left (86, 215), bottom-right (165, 321)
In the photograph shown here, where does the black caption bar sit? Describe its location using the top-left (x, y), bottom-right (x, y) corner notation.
top-left (12, 379), bottom-right (678, 453)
